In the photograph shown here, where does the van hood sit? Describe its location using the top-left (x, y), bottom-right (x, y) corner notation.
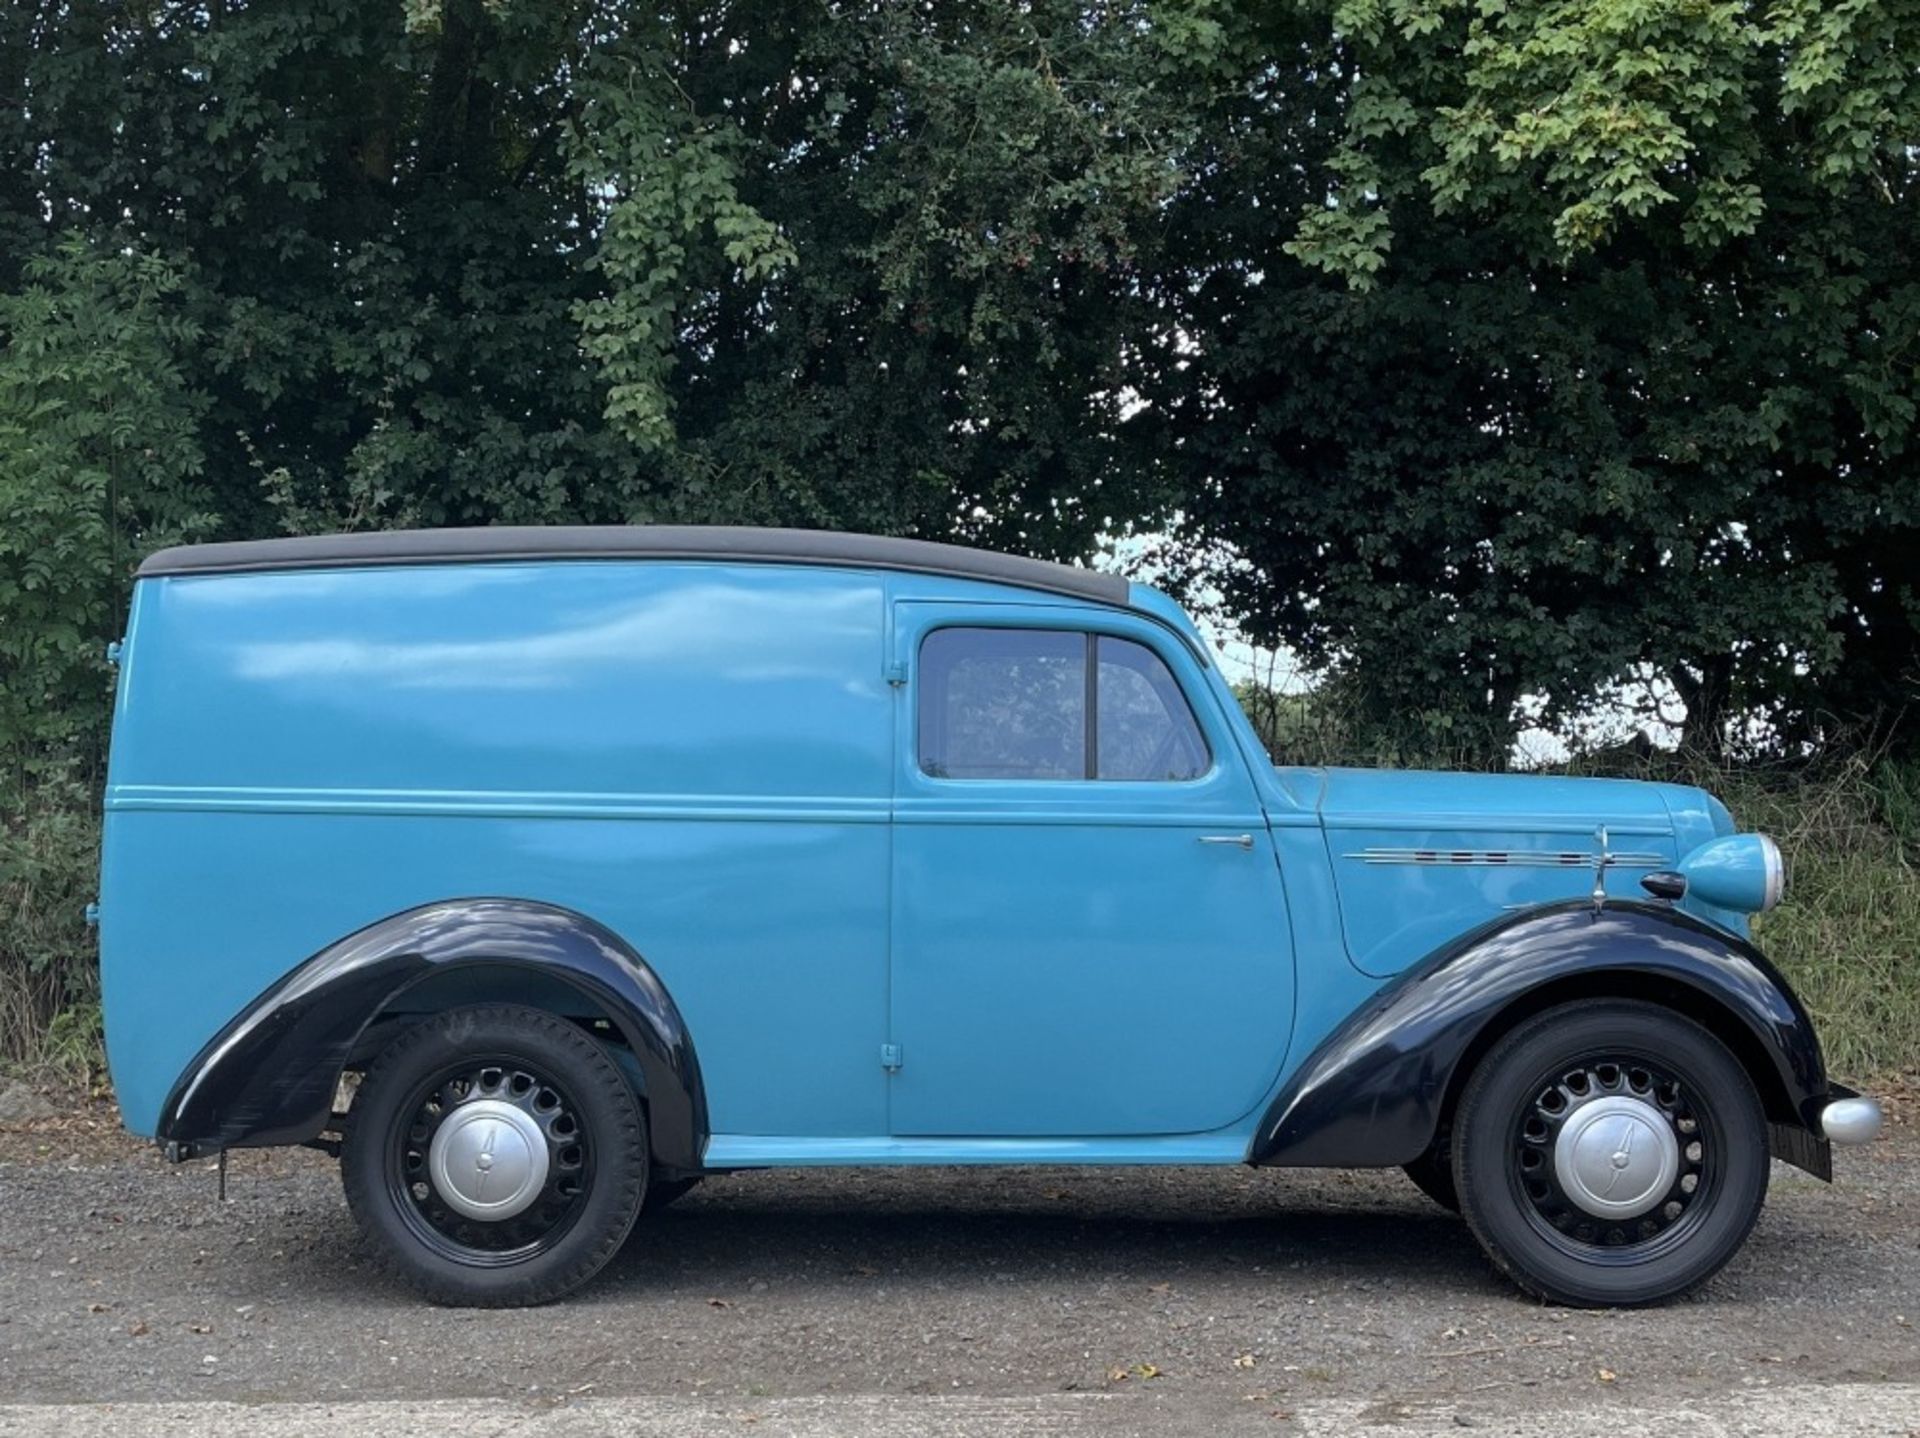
top-left (1315, 767), bottom-right (1686, 833)
top-left (1305, 767), bottom-right (1726, 977)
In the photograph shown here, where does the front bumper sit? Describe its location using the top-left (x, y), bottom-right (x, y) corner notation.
top-left (1773, 1085), bottom-right (1883, 1182)
top-left (1820, 1090), bottom-right (1884, 1147)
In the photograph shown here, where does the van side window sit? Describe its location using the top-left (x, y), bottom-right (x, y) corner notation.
top-left (1096, 636), bottom-right (1210, 781)
top-left (918, 628), bottom-right (1209, 781)
top-left (918, 628), bottom-right (1087, 779)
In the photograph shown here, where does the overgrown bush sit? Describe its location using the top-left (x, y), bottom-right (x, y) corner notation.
top-left (0, 768), bottom-right (101, 1077)
top-left (1733, 761), bottom-right (1920, 1080)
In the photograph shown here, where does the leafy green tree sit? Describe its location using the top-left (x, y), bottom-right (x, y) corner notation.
top-left (1, 0), bottom-right (1915, 774)
top-left (555, 0), bottom-right (1219, 549)
top-left (1144, 0), bottom-right (1918, 759)
top-left (0, 241), bottom-right (213, 780)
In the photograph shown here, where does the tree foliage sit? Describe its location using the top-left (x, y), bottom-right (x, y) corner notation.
top-left (0, 241), bottom-right (212, 768)
top-left (1150, 0), bottom-right (1920, 757)
top-left (1, 0), bottom-right (1915, 776)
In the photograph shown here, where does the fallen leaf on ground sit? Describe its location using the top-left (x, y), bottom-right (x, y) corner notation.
top-left (1233, 1354), bottom-right (1257, 1369)
top-left (1597, 1368), bottom-right (1617, 1383)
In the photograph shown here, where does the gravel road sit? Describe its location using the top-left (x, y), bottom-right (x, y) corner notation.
top-left (2, 1112), bottom-right (1916, 1434)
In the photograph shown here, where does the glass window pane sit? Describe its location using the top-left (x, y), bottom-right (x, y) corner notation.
top-left (919, 628), bottom-right (1086, 780)
top-left (1096, 637), bottom-right (1209, 781)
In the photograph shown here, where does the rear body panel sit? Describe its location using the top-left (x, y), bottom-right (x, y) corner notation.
top-left (102, 560), bottom-right (895, 1140)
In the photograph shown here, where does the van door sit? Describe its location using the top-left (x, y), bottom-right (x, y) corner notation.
top-left (887, 601), bottom-right (1295, 1138)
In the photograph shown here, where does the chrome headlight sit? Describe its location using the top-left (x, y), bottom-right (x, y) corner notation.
top-left (1677, 833), bottom-right (1786, 914)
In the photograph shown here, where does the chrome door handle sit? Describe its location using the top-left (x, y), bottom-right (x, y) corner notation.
top-left (1198, 834), bottom-right (1255, 850)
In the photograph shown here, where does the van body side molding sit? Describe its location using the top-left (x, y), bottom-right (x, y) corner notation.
top-left (1250, 900), bottom-right (1832, 1174)
top-left (154, 899), bottom-right (706, 1170)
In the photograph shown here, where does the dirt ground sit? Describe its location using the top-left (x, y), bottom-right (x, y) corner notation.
top-left (1, 1098), bottom-right (1916, 1429)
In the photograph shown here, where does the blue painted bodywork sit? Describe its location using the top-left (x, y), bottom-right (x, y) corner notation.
top-left (99, 547), bottom-right (1821, 1168)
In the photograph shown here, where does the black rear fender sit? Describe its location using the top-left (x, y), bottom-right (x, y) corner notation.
top-left (155, 899), bottom-right (706, 1171)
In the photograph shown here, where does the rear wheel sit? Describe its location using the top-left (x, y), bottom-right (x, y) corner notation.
top-left (342, 1004), bottom-right (648, 1306)
top-left (1453, 1000), bottom-right (1767, 1307)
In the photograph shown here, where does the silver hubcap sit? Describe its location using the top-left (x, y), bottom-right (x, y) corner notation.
top-left (1553, 1094), bottom-right (1680, 1220)
top-left (428, 1098), bottom-right (550, 1222)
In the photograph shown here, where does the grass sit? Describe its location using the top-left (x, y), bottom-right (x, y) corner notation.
top-left (1729, 763), bottom-right (1920, 1081)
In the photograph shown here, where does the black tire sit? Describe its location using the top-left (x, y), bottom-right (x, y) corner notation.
top-left (342, 1004), bottom-right (648, 1306)
top-left (1453, 999), bottom-right (1767, 1307)
top-left (643, 1175), bottom-right (703, 1213)
top-left (1403, 1149), bottom-right (1460, 1213)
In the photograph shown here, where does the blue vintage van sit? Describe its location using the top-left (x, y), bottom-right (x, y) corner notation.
top-left (99, 526), bottom-right (1880, 1307)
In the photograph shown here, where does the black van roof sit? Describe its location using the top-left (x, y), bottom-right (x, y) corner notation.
top-left (136, 525), bottom-right (1131, 606)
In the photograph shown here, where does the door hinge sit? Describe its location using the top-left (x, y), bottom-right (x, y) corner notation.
top-left (883, 658), bottom-right (907, 687)
top-left (83, 902), bottom-right (101, 928)
top-left (104, 638), bottom-right (124, 666)
top-left (880, 1042), bottom-right (903, 1072)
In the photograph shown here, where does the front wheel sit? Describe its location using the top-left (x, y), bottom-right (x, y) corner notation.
top-left (1452, 1000), bottom-right (1768, 1307)
top-left (342, 1004), bottom-right (649, 1306)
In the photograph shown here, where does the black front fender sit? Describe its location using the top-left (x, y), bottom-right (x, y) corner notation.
top-left (1252, 900), bottom-right (1832, 1173)
top-left (156, 899), bottom-right (706, 1170)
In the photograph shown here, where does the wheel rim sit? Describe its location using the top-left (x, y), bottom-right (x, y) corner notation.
top-left (1509, 1054), bottom-right (1715, 1263)
top-left (429, 1097), bottom-right (550, 1221)
top-left (1552, 1093), bottom-right (1680, 1220)
top-left (388, 1058), bottom-right (592, 1267)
